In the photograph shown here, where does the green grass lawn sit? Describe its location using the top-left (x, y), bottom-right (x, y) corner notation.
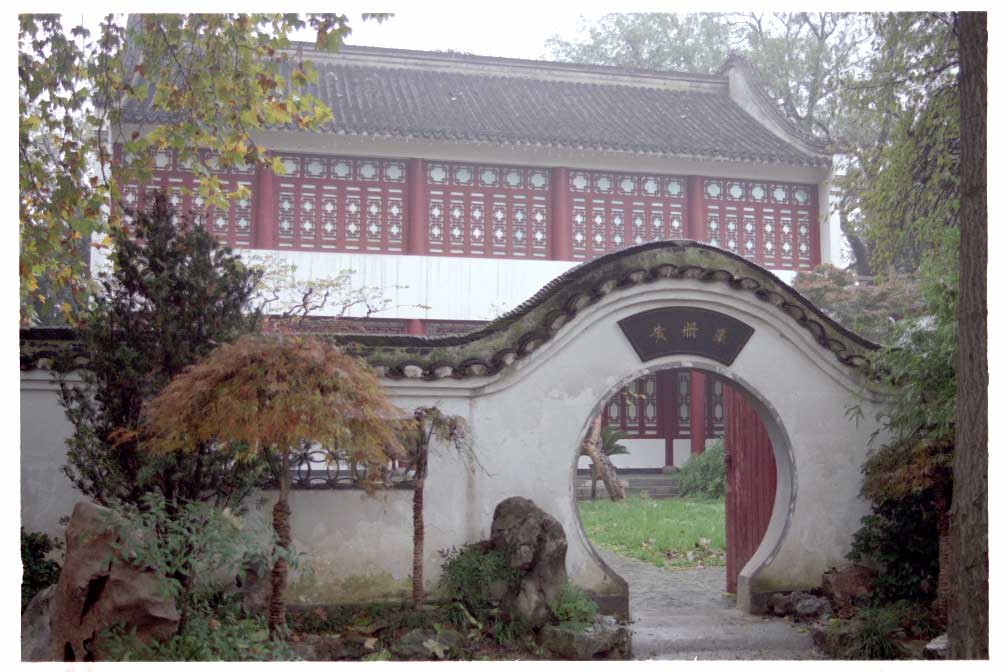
top-left (578, 495), bottom-right (726, 569)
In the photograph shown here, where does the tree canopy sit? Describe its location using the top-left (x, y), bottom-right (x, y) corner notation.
top-left (60, 193), bottom-right (265, 511)
top-left (141, 333), bottom-right (405, 637)
top-left (19, 13), bottom-right (385, 325)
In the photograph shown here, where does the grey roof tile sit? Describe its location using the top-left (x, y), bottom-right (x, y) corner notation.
top-left (122, 46), bottom-right (831, 167)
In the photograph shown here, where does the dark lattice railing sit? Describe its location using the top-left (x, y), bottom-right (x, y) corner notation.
top-left (258, 442), bottom-right (416, 490)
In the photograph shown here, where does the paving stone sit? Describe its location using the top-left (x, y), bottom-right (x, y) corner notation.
top-left (596, 548), bottom-right (820, 660)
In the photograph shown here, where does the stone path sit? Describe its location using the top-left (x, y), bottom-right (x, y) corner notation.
top-left (597, 549), bottom-right (821, 660)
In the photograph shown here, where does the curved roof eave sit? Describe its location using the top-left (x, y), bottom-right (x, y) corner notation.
top-left (319, 241), bottom-right (878, 381)
top-left (20, 243), bottom-right (876, 377)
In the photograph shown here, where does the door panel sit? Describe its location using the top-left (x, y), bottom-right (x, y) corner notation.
top-left (723, 384), bottom-right (777, 594)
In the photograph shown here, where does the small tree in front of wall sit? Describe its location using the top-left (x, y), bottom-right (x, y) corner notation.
top-left (401, 407), bottom-right (472, 610)
top-left (141, 334), bottom-right (404, 639)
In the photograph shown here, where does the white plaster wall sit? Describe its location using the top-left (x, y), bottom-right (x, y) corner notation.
top-left (672, 440), bottom-right (693, 468)
top-left (241, 249), bottom-right (579, 320)
top-left (19, 278), bottom-right (886, 609)
top-left (376, 278), bottom-right (888, 608)
top-left (576, 438), bottom-right (665, 470)
top-left (20, 370), bottom-right (82, 539)
top-left (240, 248), bottom-right (799, 320)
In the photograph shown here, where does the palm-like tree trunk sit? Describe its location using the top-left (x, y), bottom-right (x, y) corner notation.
top-left (269, 448), bottom-right (291, 640)
top-left (411, 445), bottom-right (428, 610)
top-left (581, 416), bottom-right (625, 501)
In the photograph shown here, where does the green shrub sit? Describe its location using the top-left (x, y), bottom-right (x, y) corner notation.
top-left (21, 528), bottom-right (63, 611)
top-left (848, 491), bottom-right (940, 604)
top-left (676, 441), bottom-right (725, 498)
top-left (438, 542), bottom-right (517, 620)
top-left (102, 594), bottom-right (298, 661)
top-left (59, 193), bottom-right (265, 512)
top-left (842, 606), bottom-right (905, 660)
top-left (548, 583), bottom-right (598, 627)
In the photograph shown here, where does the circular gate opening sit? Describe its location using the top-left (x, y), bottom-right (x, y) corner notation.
top-left (573, 366), bottom-right (780, 601)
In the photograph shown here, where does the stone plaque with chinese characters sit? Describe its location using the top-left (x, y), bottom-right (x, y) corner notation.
top-left (618, 307), bottom-right (755, 366)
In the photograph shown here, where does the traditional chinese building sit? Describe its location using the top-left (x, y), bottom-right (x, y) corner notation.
top-left (116, 46), bottom-right (838, 472)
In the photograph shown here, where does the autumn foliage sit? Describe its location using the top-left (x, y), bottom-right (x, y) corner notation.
top-left (142, 334), bottom-right (404, 637)
top-left (142, 334), bottom-right (403, 481)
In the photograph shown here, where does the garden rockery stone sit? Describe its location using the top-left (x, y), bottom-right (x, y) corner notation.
top-left (490, 496), bottom-right (569, 628)
top-left (48, 501), bottom-right (180, 661)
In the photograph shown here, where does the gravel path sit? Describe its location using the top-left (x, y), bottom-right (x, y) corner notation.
top-left (597, 549), bottom-right (821, 660)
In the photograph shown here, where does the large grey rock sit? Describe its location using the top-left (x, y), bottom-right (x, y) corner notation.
top-left (539, 618), bottom-right (632, 660)
top-left (490, 497), bottom-right (569, 629)
top-left (794, 594), bottom-right (832, 619)
top-left (21, 584), bottom-right (55, 661)
top-left (391, 627), bottom-right (464, 660)
top-left (821, 564), bottom-right (876, 607)
top-left (49, 501), bottom-right (179, 661)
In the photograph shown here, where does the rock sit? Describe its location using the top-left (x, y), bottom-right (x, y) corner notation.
top-left (924, 633), bottom-right (948, 660)
top-left (235, 565), bottom-right (271, 617)
top-left (289, 633), bottom-right (355, 661)
top-left (391, 627), bottom-right (464, 660)
top-left (49, 501), bottom-right (180, 662)
top-left (490, 497), bottom-right (568, 628)
top-left (770, 592), bottom-right (796, 617)
top-left (539, 618), bottom-right (632, 660)
top-left (810, 621), bottom-right (854, 658)
top-left (821, 564), bottom-right (876, 607)
top-left (794, 594), bottom-right (832, 619)
top-left (21, 585), bottom-right (55, 661)
top-left (836, 605), bottom-right (855, 620)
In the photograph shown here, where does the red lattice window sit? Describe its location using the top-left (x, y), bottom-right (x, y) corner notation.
top-left (602, 371), bottom-right (692, 439)
top-left (426, 162), bottom-right (550, 258)
top-left (274, 154), bottom-right (406, 253)
top-left (120, 147), bottom-right (255, 248)
top-left (570, 170), bottom-right (686, 260)
top-left (701, 179), bottom-right (817, 270)
top-left (706, 377), bottom-right (725, 438)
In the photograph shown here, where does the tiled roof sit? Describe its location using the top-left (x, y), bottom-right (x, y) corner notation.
top-left (122, 45), bottom-right (831, 167)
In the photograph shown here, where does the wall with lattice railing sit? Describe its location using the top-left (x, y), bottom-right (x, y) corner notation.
top-left (119, 147), bottom-right (821, 271)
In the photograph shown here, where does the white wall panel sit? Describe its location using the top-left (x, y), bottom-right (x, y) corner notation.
top-left (242, 249), bottom-right (579, 320)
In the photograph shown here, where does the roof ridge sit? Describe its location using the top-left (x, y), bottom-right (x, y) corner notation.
top-left (719, 53), bottom-right (830, 153)
top-left (290, 42), bottom-right (729, 87)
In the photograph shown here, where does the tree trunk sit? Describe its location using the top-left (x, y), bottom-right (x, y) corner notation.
top-left (411, 447), bottom-right (428, 610)
top-left (949, 10), bottom-right (988, 659)
top-left (268, 449), bottom-right (292, 641)
top-left (934, 494), bottom-right (950, 623)
top-left (580, 416), bottom-right (625, 501)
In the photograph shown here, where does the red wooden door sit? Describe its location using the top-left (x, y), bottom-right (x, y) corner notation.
top-left (723, 384), bottom-right (777, 594)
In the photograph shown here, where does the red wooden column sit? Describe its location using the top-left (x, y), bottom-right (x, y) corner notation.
top-left (550, 167), bottom-right (572, 260)
top-left (657, 370), bottom-right (677, 467)
top-left (406, 318), bottom-right (425, 336)
top-left (689, 370), bottom-right (707, 455)
top-left (686, 175), bottom-right (705, 243)
top-left (811, 185), bottom-right (823, 266)
top-left (254, 161), bottom-right (276, 249)
top-left (406, 158), bottom-right (427, 256)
